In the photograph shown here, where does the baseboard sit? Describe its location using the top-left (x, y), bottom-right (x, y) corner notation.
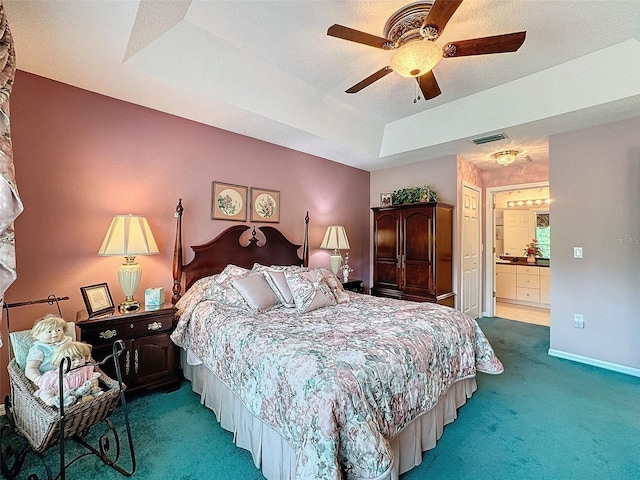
top-left (548, 349), bottom-right (640, 377)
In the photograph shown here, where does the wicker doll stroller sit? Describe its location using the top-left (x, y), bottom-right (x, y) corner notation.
top-left (1, 295), bottom-right (136, 479)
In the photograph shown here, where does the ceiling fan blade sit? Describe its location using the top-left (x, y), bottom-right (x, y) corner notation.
top-left (422, 0), bottom-right (463, 36)
top-left (443, 31), bottom-right (526, 57)
top-left (327, 24), bottom-right (391, 49)
top-left (417, 71), bottom-right (442, 100)
top-left (345, 67), bottom-right (393, 93)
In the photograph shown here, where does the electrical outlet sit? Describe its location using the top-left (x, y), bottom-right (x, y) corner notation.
top-left (573, 247), bottom-right (583, 258)
top-left (574, 314), bottom-right (584, 328)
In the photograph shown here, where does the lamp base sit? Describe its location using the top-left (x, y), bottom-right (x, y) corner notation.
top-left (118, 258), bottom-right (142, 313)
top-left (329, 254), bottom-right (342, 275)
top-left (118, 299), bottom-right (140, 314)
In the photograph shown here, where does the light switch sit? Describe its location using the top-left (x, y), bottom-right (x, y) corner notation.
top-left (573, 246), bottom-right (583, 258)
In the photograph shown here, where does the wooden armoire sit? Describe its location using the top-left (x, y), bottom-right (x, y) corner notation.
top-left (371, 203), bottom-right (454, 306)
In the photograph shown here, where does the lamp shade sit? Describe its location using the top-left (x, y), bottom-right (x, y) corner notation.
top-left (98, 214), bottom-right (159, 313)
top-left (319, 226), bottom-right (350, 251)
top-left (390, 40), bottom-right (442, 78)
top-left (98, 214), bottom-right (159, 257)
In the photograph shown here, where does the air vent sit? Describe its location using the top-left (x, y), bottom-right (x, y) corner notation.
top-left (470, 132), bottom-right (507, 145)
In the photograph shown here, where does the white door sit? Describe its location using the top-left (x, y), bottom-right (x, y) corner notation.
top-left (503, 210), bottom-right (534, 255)
top-left (462, 184), bottom-right (481, 319)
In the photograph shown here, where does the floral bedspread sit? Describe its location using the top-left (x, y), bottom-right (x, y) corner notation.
top-left (171, 290), bottom-right (503, 479)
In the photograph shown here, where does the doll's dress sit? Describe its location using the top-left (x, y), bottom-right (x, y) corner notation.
top-left (34, 365), bottom-right (99, 406)
top-left (26, 335), bottom-right (72, 373)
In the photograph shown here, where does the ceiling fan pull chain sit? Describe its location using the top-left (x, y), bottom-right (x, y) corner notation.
top-left (413, 79), bottom-right (421, 103)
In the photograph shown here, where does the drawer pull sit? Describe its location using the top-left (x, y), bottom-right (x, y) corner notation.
top-left (148, 321), bottom-right (163, 331)
top-left (125, 350), bottom-right (130, 376)
top-left (100, 329), bottom-right (117, 340)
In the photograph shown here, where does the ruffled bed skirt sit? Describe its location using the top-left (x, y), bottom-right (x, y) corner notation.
top-left (181, 349), bottom-right (477, 480)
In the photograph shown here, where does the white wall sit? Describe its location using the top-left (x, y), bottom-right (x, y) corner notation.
top-left (549, 115), bottom-right (640, 374)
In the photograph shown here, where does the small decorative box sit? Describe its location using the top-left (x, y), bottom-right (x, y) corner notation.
top-left (145, 287), bottom-right (165, 306)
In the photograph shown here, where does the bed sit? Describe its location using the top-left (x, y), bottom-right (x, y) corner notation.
top-left (169, 200), bottom-right (503, 480)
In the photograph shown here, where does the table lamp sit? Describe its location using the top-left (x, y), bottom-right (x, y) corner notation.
top-left (320, 225), bottom-right (350, 275)
top-left (98, 214), bottom-right (159, 313)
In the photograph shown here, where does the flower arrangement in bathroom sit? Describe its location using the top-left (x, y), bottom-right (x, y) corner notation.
top-left (524, 239), bottom-right (542, 263)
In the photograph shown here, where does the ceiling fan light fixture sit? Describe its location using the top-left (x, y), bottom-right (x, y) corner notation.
top-left (390, 40), bottom-right (442, 78)
top-left (492, 150), bottom-right (519, 166)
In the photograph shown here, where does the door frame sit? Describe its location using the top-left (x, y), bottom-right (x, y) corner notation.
top-left (483, 181), bottom-right (548, 317)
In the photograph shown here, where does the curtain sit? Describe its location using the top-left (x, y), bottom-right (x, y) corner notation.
top-left (0, 2), bottom-right (20, 346)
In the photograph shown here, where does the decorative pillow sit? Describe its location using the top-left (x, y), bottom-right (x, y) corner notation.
top-left (285, 270), bottom-right (337, 313)
top-left (175, 274), bottom-right (218, 314)
top-left (202, 264), bottom-right (252, 309)
top-left (263, 270), bottom-right (295, 307)
top-left (252, 264), bottom-right (308, 308)
top-left (316, 268), bottom-right (350, 304)
top-left (231, 273), bottom-right (281, 312)
top-left (10, 322), bottom-right (77, 371)
top-left (252, 263), bottom-right (308, 274)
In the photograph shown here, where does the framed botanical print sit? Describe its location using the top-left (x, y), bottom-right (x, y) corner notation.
top-left (80, 283), bottom-right (115, 317)
top-left (250, 187), bottom-right (280, 223)
top-left (212, 182), bottom-right (248, 221)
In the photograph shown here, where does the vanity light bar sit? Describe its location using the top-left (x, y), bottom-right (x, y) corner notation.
top-left (507, 198), bottom-right (551, 207)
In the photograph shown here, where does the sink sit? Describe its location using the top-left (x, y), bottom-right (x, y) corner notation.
top-left (496, 259), bottom-right (512, 264)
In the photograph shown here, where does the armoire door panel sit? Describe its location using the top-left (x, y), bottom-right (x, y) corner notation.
top-left (372, 204), bottom-right (453, 304)
top-left (376, 261), bottom-right (400, 287)
top-left (374, 212), bottom-right (400, 259)
top-left (403, 209), bottom-right (432, 262)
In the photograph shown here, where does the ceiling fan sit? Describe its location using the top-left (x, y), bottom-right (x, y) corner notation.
top-left (327, 0), bottom-right (526, 101)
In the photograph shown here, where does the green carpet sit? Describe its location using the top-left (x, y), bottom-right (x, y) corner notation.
top-left (2, 317), bottom-right (638, 479)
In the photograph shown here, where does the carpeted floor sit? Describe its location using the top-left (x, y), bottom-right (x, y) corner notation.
top-left (2, 317), bottom-right (638, 479)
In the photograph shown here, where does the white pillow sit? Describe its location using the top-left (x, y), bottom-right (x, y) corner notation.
top-left (231, 273), bottom-right (281, 312)
top-left (264, 270), bottom-right (295, 307)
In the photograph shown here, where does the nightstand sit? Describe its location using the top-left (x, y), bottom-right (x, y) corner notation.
top-left (341, 279), bottom-right (365, 293)
top-left (76, 304), bottom-right (181, 393)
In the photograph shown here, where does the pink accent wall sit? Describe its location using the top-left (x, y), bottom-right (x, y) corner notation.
top-left (457, 157), bottom-right (484, 188)
top-left (1, 71), bottom-right (370, 395)
top-left (483, 160), bottom-right (549, 187)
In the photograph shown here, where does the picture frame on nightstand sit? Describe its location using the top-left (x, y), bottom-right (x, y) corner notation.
top-left (80, 282), bottom-right (115, 317)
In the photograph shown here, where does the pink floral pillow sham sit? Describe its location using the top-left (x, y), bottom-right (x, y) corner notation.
top-left (284, 270), bottom-right (337, 313)
top-left (202, 264), bottom-right (252, 309)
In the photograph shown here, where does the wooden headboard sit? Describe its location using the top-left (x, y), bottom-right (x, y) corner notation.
top-left (171, 199), bottom-right (309, 303)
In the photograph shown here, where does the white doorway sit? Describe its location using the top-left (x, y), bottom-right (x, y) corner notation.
top-left (461, 183), bottom-right (481, 319)
top-left (484, 181), bottom-right (549, 317)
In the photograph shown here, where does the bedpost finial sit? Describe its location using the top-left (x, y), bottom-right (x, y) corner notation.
top-left (175, 198), bottom-right (183, 218)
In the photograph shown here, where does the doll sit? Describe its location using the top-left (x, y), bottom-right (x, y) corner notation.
top-left (25, 314), bottom-right (72, 384)
top-left (34, 341), bottom-right (102, 408)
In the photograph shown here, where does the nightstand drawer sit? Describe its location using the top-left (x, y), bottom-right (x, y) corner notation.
top-left (80, 312), bottom-right (174, 345)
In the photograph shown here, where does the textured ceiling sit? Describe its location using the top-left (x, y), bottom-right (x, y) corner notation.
top-left (5, 0), bottom-right (640, 171)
